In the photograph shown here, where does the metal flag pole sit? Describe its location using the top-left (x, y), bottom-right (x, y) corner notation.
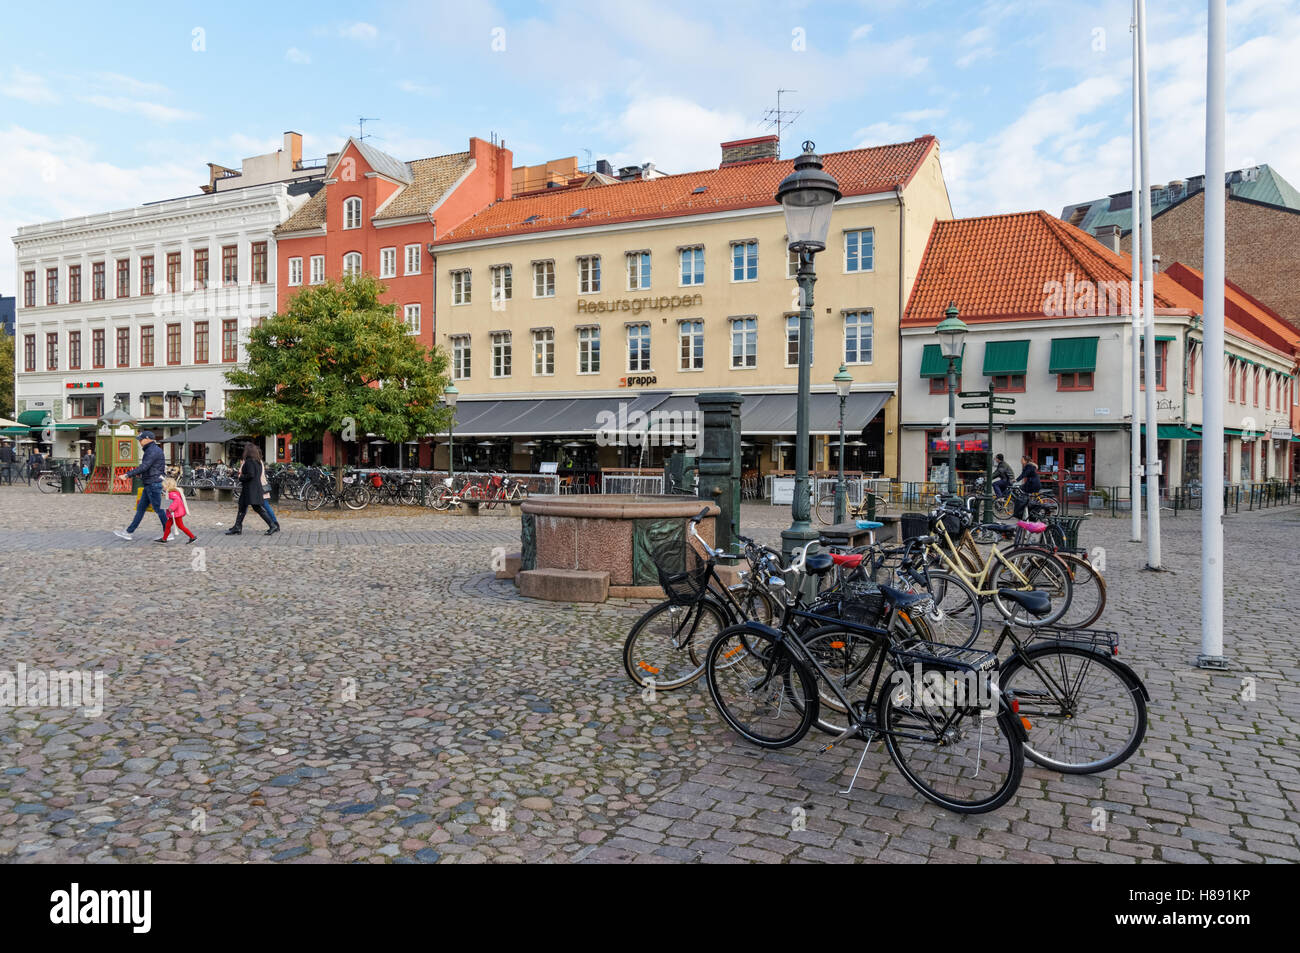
top-left (1130, 3), bottom-right (1143, 543)
top-left (1137, 0), bottom-right (1163, 568)
top-left (1199, 0), bottom-right (1228, 668)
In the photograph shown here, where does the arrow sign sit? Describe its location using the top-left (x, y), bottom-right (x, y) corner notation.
top-left (962, 402), bottom-right (989, 409)
top-left (991, 408), bottom-right (1017, 415)
top-left (957, 390), bottom-right (990, 398)
top-left (991, 397), bottom-right (1017, 404)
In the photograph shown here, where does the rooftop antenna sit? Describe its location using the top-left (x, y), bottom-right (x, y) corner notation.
top-left (761, 89), bottom-right (802, 147)
top-left (358, 117), bottom-right (380, 141)
top-left (582, 148), bottom-right (593, 173)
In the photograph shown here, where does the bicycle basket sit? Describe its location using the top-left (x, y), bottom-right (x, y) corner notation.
top-left (371, 473), bottom-right (383, 488)
top-left (812, 579), bottom-right (886, 626)
top-left (929, 510), bottom-right (965, 538)
top-left (655, 546), bottom-right (710, 603)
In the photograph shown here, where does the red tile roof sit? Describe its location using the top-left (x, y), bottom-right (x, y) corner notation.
top-left (1163, 262), bottom-right (1300, 359)
top-left (902, 210), bottom-right (1202, 326)
top-left (436, 137), bottom-right (937, 243)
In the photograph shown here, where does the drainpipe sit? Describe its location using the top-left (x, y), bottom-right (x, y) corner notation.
top-left (895, 184), bottom-right (906, 481)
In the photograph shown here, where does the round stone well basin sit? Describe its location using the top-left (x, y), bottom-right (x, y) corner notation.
top-left (520, 495), bottom-right (721, 599)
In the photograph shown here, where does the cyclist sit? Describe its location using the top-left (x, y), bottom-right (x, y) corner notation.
top-left (1011, 454), bottom-right (1041, 519)
top-left (992, 453), bottom-right (1015, 502)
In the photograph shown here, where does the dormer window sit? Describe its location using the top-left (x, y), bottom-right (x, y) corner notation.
top-left (343, 197), bottom-right (362, 230)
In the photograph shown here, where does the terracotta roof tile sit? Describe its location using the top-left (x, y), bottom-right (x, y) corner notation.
top-left (276, 186), bottom-right (327, 233)
top-left (436, 136), bottom-right (937, 243)
top-left (903, 210), bottom-right (1201, 325)
top-left (1163, 262), bottom-right (1300, 358)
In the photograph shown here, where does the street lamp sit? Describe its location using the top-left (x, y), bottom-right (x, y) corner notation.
top-left (776, 141), bottom-right (842, 563)
top-left (178, 383), bottom-right (195, 471)
top-left (935, 302), bottom-right (968, 498)
top-left (833, 364), bottom-right (853, 524)
top-left (443, 382), bottom-right (459, 481)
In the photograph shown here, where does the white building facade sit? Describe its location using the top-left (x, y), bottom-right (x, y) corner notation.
top-left (12, 182), bottom-right (310, 463)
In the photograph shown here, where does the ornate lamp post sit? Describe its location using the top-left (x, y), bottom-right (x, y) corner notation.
top-left (443, 382), bottom-right (459, 481)
top-left (178, 383), bottom-right (195, 471)
top-left (935, 302), bottom-right (968, 498)
top-left (776, 141), bottom-right (842, 562)
top-left (833, 364), bottom-right (853, 524)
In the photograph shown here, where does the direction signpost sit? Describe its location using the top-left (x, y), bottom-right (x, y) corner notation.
top-left (955, 380), bottom-right (1017, 522)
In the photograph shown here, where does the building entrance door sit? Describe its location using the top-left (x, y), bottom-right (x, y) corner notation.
top-left (1026, 432), bottom-right (1095, 502)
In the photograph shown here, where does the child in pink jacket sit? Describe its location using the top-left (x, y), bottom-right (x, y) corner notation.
top-left (158, 477), bottom-right (197, 543)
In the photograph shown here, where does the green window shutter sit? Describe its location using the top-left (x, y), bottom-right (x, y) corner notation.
top-left (1048, 337), bottom-right (1099, 374)
top-left (982, 340), bottom-right (1030, 376)
top-left (920, 343), bottom-right (962, 378)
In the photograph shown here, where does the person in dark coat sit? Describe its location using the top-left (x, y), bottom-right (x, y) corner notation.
top-left (0, 441), bottom-right (15, 484)
top-left (992, 453), bottom-right (1015, 500)
top-left (114, 431), bottom-right (168, 540)
top-left (1012, 455), bottom-right (1042, 519)
top-left (226, 444), bottom-right (279, 535)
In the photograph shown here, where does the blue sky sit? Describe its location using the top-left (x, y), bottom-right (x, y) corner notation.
top-left (3, 0), bottom-right (1297, 292)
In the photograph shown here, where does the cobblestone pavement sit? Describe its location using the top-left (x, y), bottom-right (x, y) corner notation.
top-left (0, 487), bottom-right (1296, 863)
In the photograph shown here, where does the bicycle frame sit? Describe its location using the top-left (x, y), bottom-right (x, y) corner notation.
top-left (925, 524), bottom-right (1035, 596)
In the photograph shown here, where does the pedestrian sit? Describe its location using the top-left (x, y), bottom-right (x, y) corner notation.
top-left (113, 431), bottom-right (168, 541)
top-left (26, 448), bottom-right (40, 485)
top-left (81, 448), bottom-right (95, 479)
top-left (1012, 454), bottom-right (1042, 519)
top-left (225, 443), bottom-right (279, 536)
top-left (0, 441), bottom-right (15, 485)
top-left (992, 453), bottom-right (1015, 500)
top-left (156, 476), bottom-right (197, 544)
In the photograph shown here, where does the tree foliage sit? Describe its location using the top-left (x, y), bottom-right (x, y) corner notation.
top-left (224, 274), bottom-right (450, 486)
top-left (0, 334), bottom-right (13, 417)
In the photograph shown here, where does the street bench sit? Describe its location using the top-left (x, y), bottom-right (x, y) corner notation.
top-left (819, 514), bottom-right (899, 549)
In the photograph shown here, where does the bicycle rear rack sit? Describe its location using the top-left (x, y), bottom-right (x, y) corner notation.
top-left (1029, 626), bottom-right (1119, 654)
top-left (893, 641), bottom-right (999, 673)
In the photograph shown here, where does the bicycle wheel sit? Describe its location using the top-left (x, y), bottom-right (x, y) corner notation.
top-left (726, 582), bottom-right (780, 625)
top-left (814, 494), bottom-right (838, 526)
top-left (1054, 553), bottom-right (1107, 629)
top-left (879, 670), bottom-right (1024, 814)
top-left (461, 483), bottom-right (485, 502)
top-left (706, 626), bottom-right (817, 749)
top-left (992, 547), bottom-right (1073, 627)
top-left (994, 495), bottom-right (1014, 520)
top-left (37, 473), bottom-right (60, 494)
top-left (397, 482), bottom-right (418, 506)
top-left (1000, 645), bottom-right (1146, 773)
top-left (801, 625), bottom-right (880, 736)
top-left (343, 485), bottom-right (369, 509)
top-left (623, 599), bottom-right (727, 691)
top-left (917, 570), bottom-right (983, 648)
top-left (304, 485), bottom-right (325, 511)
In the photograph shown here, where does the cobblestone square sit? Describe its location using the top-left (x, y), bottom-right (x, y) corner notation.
top-left (0, 488), bottom-right (1296, 863)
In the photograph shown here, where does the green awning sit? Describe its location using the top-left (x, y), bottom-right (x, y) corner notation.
top-left (1141, 424), bottom-right (1201, 440)
top-left (983, 340), bottom-right (1030, 376)
top-left (16, 410), bottom-right (51, 426)
top-left (920, 343), bottom-right (963, 378)
top-left (1048, 337), bottom-right (1099, 374)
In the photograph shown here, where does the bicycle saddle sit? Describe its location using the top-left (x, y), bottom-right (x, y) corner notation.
top-left (806, 551), bottom-right (835, 576)
top-left (1017, 520), bottom-right (1048, 533)
top-left (855, 520), bottom-right (884, 530)
top-left (829, 552), bottom-right (865, 568)
top-left (878, 584), bottom-right (931, 609)
top-left (997, 588), bottom-right (1052, 616)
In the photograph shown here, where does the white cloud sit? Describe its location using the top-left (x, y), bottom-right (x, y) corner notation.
top-left (285, 47), bottom-right (312, 65)
top-left (339, 22), bottom-right (378, 42)
top-left (94, 73), bottom-right (168, 97)
top-left (80, 95), bottom-right (198, 123)
top-left (397, 80), bottom-right (440, 97)
top-left (601, 96), bottom-right (750, 172)
top-left (851, 24), bottom-right (873, 41)
top-left (1, 67), bottom-right (58, 104)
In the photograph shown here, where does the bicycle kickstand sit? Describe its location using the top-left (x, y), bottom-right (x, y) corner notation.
top-left (839, 733), bottom-right (876, 795)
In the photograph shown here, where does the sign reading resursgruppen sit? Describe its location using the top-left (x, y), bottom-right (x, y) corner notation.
top-left (576, 293), bottom-right (702, 315)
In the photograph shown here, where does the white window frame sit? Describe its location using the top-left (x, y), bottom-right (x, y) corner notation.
top-left (533, 260), bottom-right (555, 298)
top-left (844, 310), bottom-right (874, 365)
top-left (785, 315), bottom-right (800, 367)
top-left (626, 251), bottom-right (651, 291)
top-left (309, 255), bottom-right (325, 285)
top-left (342, 252), bottom-right (362, 277)
top-left (679, 319), bottom-right (704, 371)
top-left (577, 255), bottom-right (601, 295)
top-left (844, 228), bottom-right (875, 274)
top-left (451, 336), bottom-right (471, 380)
top-left (451, 269), bottom-right (472, 305)
top-left (491, 331), bottom-right (512, 378)
top-left (404, 244), bottom-right (422, 276)
top-left (627, 323), bottom-right (651, 372)
top-left (403, 303), bottom-right (421, 334)
top-left (731, 241), bottom-right (758, 283)
top-left (578, 326), bottom-right (600, 375)
top-left (532, 328), bottom-right (554, 376)
top-left (288, 257), bottom-right (303, 286)
top-left (491, 264), bottom-right (513, 305)
top-left (379, 247), bottom-right (397, 279)
top-left (679, 246), bottom-right (704, 286)
top-left (343, 196), bottom-right (362, 230)
top-left (730, 316), bottom-right (757, 369)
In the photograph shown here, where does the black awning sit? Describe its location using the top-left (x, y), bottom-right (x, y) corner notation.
top-left (163, 418), bottom-right (247, 443)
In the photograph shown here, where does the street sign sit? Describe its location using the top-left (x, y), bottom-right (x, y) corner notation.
top-left (991, 408), bottom-right (1017, 415)
top-left (961, 402), bottom-right (989, 409)
top-left (991, 397), bottom-right (1017, 404)
top-left (957, 390), bottom-right (990, 398)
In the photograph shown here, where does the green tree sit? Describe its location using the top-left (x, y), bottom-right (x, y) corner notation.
top-left (0, 334), bottom-right (13, 417)
top-left (224, 273), bottom-right (451, 493)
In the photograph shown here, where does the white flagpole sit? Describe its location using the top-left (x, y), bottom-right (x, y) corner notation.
top-left (1137, 0), bottom-right (1163, 568)
top-left (1199, 0), bottom-right (1227, 667)
top-left (1130, 4), bottom-right (1143, 543)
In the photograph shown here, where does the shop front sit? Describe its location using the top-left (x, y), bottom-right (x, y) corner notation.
top-left (1025, 431), bottom-right (1095, 503)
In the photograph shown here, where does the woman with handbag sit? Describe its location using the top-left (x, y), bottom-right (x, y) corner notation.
top-left (225, 444), bottom-right (280, 536)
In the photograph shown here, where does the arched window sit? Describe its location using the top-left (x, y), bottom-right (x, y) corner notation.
top-left (343, 252), bottom-right (362, 276)
top-left (343, 197), bottom-right (362, 230)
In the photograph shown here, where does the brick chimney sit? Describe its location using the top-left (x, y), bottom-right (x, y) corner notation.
top-left (284, 131), bottom-right (303, 167)
top-left (720, 135), bottom-right (780, 167)
top-left (1093, 224), bottom-right (1122, 252)
top-left (470, 136), bottom-right (513, 201)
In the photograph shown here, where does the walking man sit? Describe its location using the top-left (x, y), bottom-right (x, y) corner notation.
top-left (114, 431), bottom-right (168, 541)
top-left (0, 441), bottom-right (15, 485)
